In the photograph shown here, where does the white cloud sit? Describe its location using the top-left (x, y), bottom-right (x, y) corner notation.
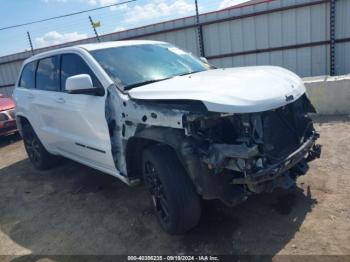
top-left (35, 31), bottom-right (87, 47)
top-left (114, 26), bottom-right (126, 32)
top-left (42, 0), bottom-right (67, 3)
top-left (124, 0), bottom-right (194, 24)
top-left (218, 0), bottom-right (250, 10)
top-left (84, 0), bottom-right (124, 10)
top-left (97, 0), bottom-right (118, 10)
top-left (98, 0), bottom-right (118, 5)
top-left (88, 0), bottom-right (112, 5)
top-left (117, 3), bottom-right (128, 10)
top-left (44, 0), bottom-right (122, 9)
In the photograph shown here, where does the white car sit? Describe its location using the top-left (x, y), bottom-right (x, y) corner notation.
top-left (13, 40), bottom-right (321, 234)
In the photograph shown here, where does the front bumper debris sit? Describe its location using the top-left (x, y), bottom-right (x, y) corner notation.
top-left (232, 132), bottom-right (321, 192)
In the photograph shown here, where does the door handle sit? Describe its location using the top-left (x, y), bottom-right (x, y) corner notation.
top-left (55, 97), bottom-right (65, 104)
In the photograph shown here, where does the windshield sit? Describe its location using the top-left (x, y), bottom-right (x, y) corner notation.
top-left (90, 43), bottom-right (211, 90)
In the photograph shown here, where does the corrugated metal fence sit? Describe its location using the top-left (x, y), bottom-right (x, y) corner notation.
top-left (1, 0), bottom-right (349, 96)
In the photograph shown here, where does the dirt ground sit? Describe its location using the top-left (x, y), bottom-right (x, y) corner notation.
top-left (0, 116), bottom-right (349, 257)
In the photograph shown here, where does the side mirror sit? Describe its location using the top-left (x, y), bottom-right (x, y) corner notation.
top-left (199, 56), bottom-right (209, 64)
top-left (65, 74), bottom-right (104, 96)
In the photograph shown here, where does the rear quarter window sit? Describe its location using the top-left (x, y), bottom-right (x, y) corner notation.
top-left (19, 61), bottom-right (36, 89)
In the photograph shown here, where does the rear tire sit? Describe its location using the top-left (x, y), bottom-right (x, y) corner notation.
top-left (22, 122), bottom-right (58, 170)
top-left (142, 144), bottom-right (201, 234)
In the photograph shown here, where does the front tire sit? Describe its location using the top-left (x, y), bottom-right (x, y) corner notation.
top-left (22, 122), bottom-right (58, 170)
top-left (142, 144), bottom-right (201, 234)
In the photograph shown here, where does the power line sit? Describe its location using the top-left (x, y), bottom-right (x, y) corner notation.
top-left (0, 0), bottom-right (137, 31)
top-left (0, 0), bottom-right (225, 57)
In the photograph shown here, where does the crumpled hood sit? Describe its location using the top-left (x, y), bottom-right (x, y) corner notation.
top-left (128, 66), bottom-right (306, 113)
top-left (0, 96), bottom-right (15, 111)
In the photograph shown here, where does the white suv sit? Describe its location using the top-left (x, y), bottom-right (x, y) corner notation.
top-left (14, 40), bottom-right (321, 234)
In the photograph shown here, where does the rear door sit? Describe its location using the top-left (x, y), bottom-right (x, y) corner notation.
top-left (14, 56), bottom-right (61, 152)
top-left (51, 53), bottom-right (116, 173)
top-left (32, 56), bottom-right (62, 150)
top-left (14, 61), bottom-right (37, 129)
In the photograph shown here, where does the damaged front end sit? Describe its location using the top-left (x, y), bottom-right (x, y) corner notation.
top-left (183, 94), bottom-right (321, 206)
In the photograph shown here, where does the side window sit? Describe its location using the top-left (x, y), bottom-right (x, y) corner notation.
top-left (36, 56), bottom-right (59, 91)
top-left (19, 61), bottom-right (36, 89)
top-left (61, 54), bottom-right (101, 90)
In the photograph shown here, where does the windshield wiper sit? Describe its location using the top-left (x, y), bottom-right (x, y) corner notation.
top-left (124, 77), bottom-right (172, 90)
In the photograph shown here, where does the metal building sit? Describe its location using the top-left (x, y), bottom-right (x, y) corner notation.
top-left (0, 0), bottom-right (349, 96)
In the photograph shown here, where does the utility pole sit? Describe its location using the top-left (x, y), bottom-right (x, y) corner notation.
top-left (89, 16), bottom-right (100, 42)
top-left (27, 31), bottom-right (34, 55)
top-left (195, 0), bottom-right (205, 57)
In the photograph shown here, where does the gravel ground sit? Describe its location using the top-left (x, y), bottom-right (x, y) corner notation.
top-left (0, 116), bottom-right (349, 258)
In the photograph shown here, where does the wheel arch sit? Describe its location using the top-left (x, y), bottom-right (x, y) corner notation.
top-left (15, 113), bottom-right (31, 136)
top-left (125, 126), bottom-right (221, 198)
top-left (16, 113), bottom-right (53, 154)
top-left (125, 126), bottom-right (186, 179)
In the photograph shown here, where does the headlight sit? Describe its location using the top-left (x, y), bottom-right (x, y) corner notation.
top-left (8, 109), bottom-right (15, 119)
top-left (0, 112), bottom-right (9, 121)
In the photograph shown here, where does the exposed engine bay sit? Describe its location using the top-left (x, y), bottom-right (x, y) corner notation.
top-left (107, 88), bottom-right (321, 206)
top-left (182, 95), bottom-right (321, 203)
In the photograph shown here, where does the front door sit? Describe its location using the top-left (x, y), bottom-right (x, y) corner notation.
top-left (52, 53), bottom-right (117, 174)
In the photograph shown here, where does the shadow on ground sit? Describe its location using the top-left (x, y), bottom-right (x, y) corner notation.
top-left (0, 157), bottom-right (317, 257)
top-left (311, 114), bottom-right (350, 124)
top-left (0, 132), bottom-right (21, 148)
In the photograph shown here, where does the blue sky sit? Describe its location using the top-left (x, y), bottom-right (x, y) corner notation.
top-left (0, 0), bottom-right (249, 57)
